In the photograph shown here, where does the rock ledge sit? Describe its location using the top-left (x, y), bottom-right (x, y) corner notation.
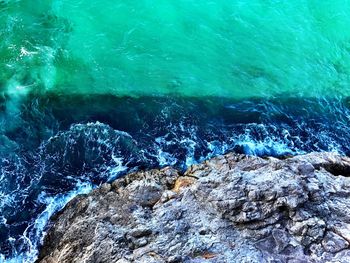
top-left (38, 152), bottom-right (350, 263)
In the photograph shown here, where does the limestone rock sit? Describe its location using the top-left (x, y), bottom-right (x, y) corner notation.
top-left (37, 152), bottom-right (350, 263)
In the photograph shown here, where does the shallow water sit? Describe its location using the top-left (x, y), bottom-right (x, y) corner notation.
top-left (2, 0), bottom-right (350, 99)
top-left (1, 1), bottom-right (350, 262)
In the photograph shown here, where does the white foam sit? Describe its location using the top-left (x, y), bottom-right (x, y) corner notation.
top-left (107, 155), bottom-right (128, 181)
top-left (2, 182), bottom-right (93, 263)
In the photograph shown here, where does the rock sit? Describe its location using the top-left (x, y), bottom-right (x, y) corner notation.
top-left (173, 176), bottom-right (196, 193)
top-left (289, 218), bottom-right (326, 246)
top-left (167, 255), bottom-right (182, 263)
top-left (322, 232), bottom-right (349, 253)
top-left (37, 152), bottom-right (350, 263)
top-left (128, 227), bottom-right (152, 238)
top-left (272, 229), bottom-right (290, 253)
top-left (298, 163), bottom-right (315, 174)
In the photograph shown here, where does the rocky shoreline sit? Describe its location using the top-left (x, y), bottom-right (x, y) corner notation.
top-left (37, 152), bottom-right (350, 263)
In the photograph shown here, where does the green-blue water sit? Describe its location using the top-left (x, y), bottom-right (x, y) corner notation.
top-left (2, 1), bottom-right (350, 262)
top-left (2, 0), bottom-right (350, 100)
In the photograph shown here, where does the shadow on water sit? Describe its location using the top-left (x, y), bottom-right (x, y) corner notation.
top-left (5, 94), bottom-right (350, 150)
top-left (1, 94), bottom-right (350, 260)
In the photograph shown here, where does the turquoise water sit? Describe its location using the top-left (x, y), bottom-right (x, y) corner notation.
top-left (2, 0), bottom-right (350, 100)
top-left (2, 1), bottom-right (350, 262)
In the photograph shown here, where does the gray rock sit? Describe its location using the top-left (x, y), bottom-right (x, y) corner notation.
top-left (37, 152), bottom-right (350, 263)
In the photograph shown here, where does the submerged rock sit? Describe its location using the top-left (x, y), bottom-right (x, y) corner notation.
top-left (37, 152), bottom-right (350, 263)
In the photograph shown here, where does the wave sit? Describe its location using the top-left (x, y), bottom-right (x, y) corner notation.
top-left (2, 182), bottom-right (93, 263)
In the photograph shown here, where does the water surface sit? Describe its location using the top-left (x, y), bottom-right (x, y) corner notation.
top-left (1, 1), bottom-right (350, 262)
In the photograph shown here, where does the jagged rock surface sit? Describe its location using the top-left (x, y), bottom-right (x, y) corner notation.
top-left (37, 152), bottom-right (350, 263)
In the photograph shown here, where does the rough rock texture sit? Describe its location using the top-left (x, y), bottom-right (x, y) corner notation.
top-left (37, 152), bottom-right (350, 263)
